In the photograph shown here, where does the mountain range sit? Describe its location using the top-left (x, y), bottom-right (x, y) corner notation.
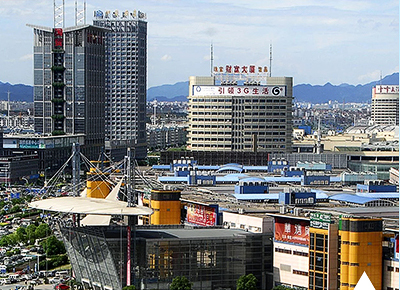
top-left (1, 72), bottom-right (398, 103)
top-left (147, 72), bottom-right (399, 103)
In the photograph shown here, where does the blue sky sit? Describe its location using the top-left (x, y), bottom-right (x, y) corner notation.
top-left (0, 0), bottom-right (398, 87)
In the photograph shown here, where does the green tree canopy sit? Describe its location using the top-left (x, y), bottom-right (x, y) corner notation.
top-left (169, 276), bottom-right (193, 290)
top-left (41, 235), bottom-right (66, 255)
top-left (35, 223), bottom-right (51, 239)
top-left (236, 274), bottom-right (258, 290)
top-left (122, 286), bottom-right (136, 290)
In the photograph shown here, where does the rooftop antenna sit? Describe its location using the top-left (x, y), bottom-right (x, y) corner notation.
top-left (269, 43), bottom-right (272, 77)
top-left (152, 100), bottom-right (157, 126)
top-left (210, 42), bottom-right (214, 77)
top-left (316, 117), bottom-right (321, 154)
top-left (7, 91), bottom-right (10, 128)
top-left (54, 0), bottom-right (65, 28)
top-left (75, 0), bottom-right (86, 26)
top-left (379, 70), bottom-right (382, 85)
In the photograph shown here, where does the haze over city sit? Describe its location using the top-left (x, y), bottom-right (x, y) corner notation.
top-left (0, 0), bottom-right (398, 88)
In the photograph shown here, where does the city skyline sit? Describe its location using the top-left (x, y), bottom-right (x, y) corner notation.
top-left (0, 0), bottom-right (398, 88)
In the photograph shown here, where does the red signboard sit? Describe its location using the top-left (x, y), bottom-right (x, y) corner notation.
top-left (187, 204), bottom-right (216, 226)
top-left (275, 217), bottom-right (309, 245)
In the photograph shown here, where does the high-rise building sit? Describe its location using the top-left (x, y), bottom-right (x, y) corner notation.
top-left (93, 10), bottom-right (148, 161)
top-left (28, 23), bottom-right (107, 160)
top-left (371, 85), bottom-right (399, 125)
top-left (188, 73), bottom-right (293, 154)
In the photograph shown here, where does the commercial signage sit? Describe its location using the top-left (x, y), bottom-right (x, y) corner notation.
top-left (310, 212), bottom-right (331, 230)
top-left (375, 85), bottom-right (399, 94)
top-left (187, 203), bottom-right (217, 226)
top-left (94, 10), bottom-right (147, 20)
top-left (192, 85), bottom-right (286, 97)
top-left (214, 65), bottom-right (268, 74)
top-left (275, 217), bottom-right (309, 245)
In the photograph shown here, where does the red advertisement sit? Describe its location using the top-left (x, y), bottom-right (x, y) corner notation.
top-left (275, 217), bottom-right (309, 245)
top-left (187, 204), bottom-right (216, 226)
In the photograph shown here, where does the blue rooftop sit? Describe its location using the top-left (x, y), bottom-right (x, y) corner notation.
top-left (329, 193), bottom-right (379, 204)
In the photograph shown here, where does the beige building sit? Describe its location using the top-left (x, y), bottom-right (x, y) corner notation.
top-left (371, 85), bottom-right (399, 125)
top-left (187, 76), bottom-right (293, 153)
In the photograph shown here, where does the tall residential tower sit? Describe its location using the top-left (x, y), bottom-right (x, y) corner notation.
top-left (93, 10), bottom-right (147, 160)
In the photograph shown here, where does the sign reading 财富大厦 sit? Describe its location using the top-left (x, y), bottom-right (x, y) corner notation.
top-left (310, 212), bottom-right (331, 230)
top-left (192, 85), bottom-right (286, 97)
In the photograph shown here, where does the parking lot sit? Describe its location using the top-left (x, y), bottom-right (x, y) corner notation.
top-left (0, 283), bottom-right (54, 290)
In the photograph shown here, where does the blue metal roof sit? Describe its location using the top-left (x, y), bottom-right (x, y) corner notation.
top-left (152, 165), bottom-right (170, 170)
top-left (330, 176), bottom-right (341, 182)
top-left (223, 163), bottom-right (243, 167)
top-left (158, 176), bottom-right (187, 182)
top-left (242, 166), bottom-right (269, 171)
top-left (216, 166), bottom-right (244, 173)
top-left (233, 193), bottom-right (279, 201)
top-left (263, 177), bottom-right (302, 183)
top-left (239, 177), bottom-right (267, 183)
top-left (216, 174), bottom-right (249, 183)
top-left (329, 194), bottom-right (379, 204)
top-left (197, 165), bottom-right (220, 170)
top-left (356, 192), bottom-right (399, 199)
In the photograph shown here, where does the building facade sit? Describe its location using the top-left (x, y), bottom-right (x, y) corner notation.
top-left (28, 24), bottom-right (107, 160)
top-left (187, 76), bottom-right (293, 153)
top-left (93, 10), bottom-right (147, 160)
top-left (371, 85), bottom-right (399, 125)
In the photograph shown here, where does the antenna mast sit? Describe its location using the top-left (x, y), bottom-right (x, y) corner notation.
top-left (210, 43), bottom-right (214, 77)
top-left (7, 91), bottom-right (10, 129)
top-left (75, 0), bottom-right (87, 26)
top-left (54, 0), bottom-right (65, 28)
top-left (269, 43), bottom-right (272, 77)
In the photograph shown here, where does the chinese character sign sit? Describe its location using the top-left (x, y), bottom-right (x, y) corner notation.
top-left (375, 85), bottom-right (399, 94)
top-left (187, 204), bottom-right (217, 226)
top-left (275, 217), bottom-right (310, 245)
top-left (213, 65), bottom-right (268, 74)
top-left (192, 85), bottom-right (286, 97)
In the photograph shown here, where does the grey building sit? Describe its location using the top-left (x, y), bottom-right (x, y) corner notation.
top-left (28, 24), bottom-right (107, 160)
top-left (60, 225), bottom-right (273, 290)
top-left (93, 10), bottom-right (147, 161)
top-left (188, 76), bottom-right (293, 153)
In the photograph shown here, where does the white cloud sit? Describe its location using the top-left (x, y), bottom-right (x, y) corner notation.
top-left (19, 54), bottom-right (33, 61)
top-left (357, 70), bottom-right (382, 83)
top-left (161, 54), bottom-right (172, 61)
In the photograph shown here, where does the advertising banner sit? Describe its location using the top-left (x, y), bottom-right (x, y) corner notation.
top-left (192, 85), bottom-right (286, 97)
top-left (275, 217), bottom-right (309, 245)
top-left (187, 203), bottom-right (217, 226)
top-left (310, 212), bottom-right (331, 230)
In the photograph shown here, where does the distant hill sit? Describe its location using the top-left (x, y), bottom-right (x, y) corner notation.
top-left (146, 73), bottom-right (399, 103)
top-left (293, 72), bottom-right (399, 103)
top-left (147, 81), bottom-right (189, 102)
top-left (1, 73), bottom-right (398, 103)
top-left (0, 81), bottom-right (33, 102)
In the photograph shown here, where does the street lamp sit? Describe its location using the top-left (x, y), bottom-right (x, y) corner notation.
top-left (44, 167), bottom-right (51, 187)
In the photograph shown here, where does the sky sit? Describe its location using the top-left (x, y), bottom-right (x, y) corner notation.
top-left (0, 0), bottom-right (398, 88)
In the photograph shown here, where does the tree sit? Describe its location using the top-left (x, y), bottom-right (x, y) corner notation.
top-left (15, 227), bottom-right (27, 243)
top-left (236, 274), bottom-right (258, 290)
top-left (26, 224), bottom-right (37, 244)
top-left (169, 276), bottom-right (192, 290)
top-left (35, 223), bottom-right (51, 239)
top-left (122, 286), bottom-right (136, 290)
top-left (41, 235), bottom-right (66, 255)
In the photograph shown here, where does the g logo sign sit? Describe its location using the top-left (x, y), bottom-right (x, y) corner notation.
top-left (272, 87), bottom-right (281, 95)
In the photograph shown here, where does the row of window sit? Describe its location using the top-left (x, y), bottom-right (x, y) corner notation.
top-left (293, 269), bottom-right (308, 276)
top-left (387, 266), bottom-right (399, 272)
